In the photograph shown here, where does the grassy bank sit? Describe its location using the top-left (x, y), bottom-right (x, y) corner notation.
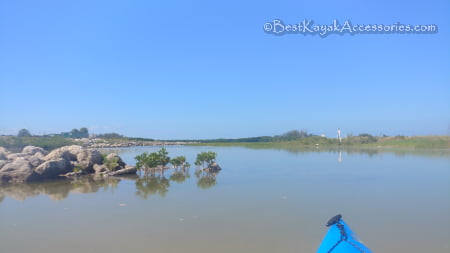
top-left (2, 135), bottom-right (448, 152)
top-left (0, 136), bottom-right (75, 152)
top-left (189, 136), bottom-right (450, 149)
top-left (364, 136), bottom-right (450, 149)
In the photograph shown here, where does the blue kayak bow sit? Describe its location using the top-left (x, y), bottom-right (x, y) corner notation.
top-left (317, 214), bottom-right (372, 253)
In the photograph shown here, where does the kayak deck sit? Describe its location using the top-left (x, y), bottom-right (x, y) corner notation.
top-left (317, 215), bottom-right (372, 253)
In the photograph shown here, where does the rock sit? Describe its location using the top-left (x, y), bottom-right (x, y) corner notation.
top-left (0, 158), bottom-right (31, 173)
top-left (60, 171), bottom-right (86, 178)
top-left (0, 145), bottom-right (136, 184)
top-left (125, 164), bottom-right (135, 170)
top-left (26, 155), bottom-right (44, 167)
top-left (76, 149), bottom-right (103, 172)
top-left (35, 158), bottom-right (70, 178)
top-left (102, 165), bottom-right (137, 177)
top-left (6, 153), bottom-right (29, 160)
top-left (45, 149), bottom-right (72, 161)
top-left (105, 153), bottom-right (125, 167)
top-left (32, 152), bottom-right (46, 159)
top-left (22, 146), bottom-right (48, 156)
top-left (0, 160), bottom-right (8, 169)
top-left (93, 164), bottom-right (108, 174)
top-left (44, 145), bottom-right (83, 161)
top-left (0, 147), bottom-right (10, 160)
top-left (208, 162), bottom-right (222, 172)
top-left (0, 158), bottom-right (41, 183)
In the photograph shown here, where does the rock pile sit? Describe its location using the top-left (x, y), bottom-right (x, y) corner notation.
top-left (0, 145), bottom-right (136, 184)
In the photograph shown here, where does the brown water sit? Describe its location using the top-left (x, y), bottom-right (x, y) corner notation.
top-left (1, 146), bottom-right (449, 253)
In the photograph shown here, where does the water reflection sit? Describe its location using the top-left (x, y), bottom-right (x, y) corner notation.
top-left (195, 168), bottom-right (220, 189)
top-left (0, 166), bottom-right (220, 202)
top-left (135, 165), bottom-right (193, 199)
top-left (135, 176), bottom-right (170, 198)
top-left (0, 176), bottom-right (131, 202)
top-left (262, 146), bottom-right (450, 158)
top-left (170, 167), bottom-right (190, 184)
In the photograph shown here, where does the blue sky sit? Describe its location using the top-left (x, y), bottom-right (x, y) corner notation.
top-left (1, 0), bottom-right (449, 139)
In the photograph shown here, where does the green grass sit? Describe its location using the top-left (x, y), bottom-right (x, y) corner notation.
top-left (0, 136), bottom-right (75, 152)
top-left (189, 137), bottom-right (339, 150)
top-left (189, 136), bottom-right (450, 159)
top-left (2, 134), bottom-right (448, 154)
top-left (365, 136), bottom-right (450, 149)
top-left (190, 135), bottom-right (450, 149)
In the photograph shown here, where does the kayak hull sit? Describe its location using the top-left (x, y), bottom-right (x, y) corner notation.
top-left (317, 218), bottom-right (372, 253)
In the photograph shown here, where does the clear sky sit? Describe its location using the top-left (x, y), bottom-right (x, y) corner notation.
top-left (1, 0), bottom-right (449, 139)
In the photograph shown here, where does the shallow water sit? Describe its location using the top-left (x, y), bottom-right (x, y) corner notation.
top-left (1, 146), bottom-right (449, 253)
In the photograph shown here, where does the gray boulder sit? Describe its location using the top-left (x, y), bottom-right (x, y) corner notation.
top-left (35, 158), bottom-right (70, 178)
top-left (0, 160), bottom-right (8, 169)
top-left (208, 162), bottom-right (222, 172)
top-left (93, 164), bottom-right (108, 174)
top-left (32, 152), bottom-right (46, 159)
top-left (26, 155), bottom-right (44, 167)
top-left (0, 158), bottom-right (31, 173)
top-left (0, 158), bottom-right (41, 183)
top-left (102, 165), bottom-right (137, 177)
top-left (44, 145), bottom-right (83, 161)
top-left (6, 153), bottom-right (29, 160)
top-left (76, 149), bottom-right (103, 172)
top-left (22, 146), bottom-right (48, 156)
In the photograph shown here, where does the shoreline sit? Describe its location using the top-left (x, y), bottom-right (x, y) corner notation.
top-left (187, 136), bottom-right (450, 150)
top-left (1, 135), bottom-right (449, 152)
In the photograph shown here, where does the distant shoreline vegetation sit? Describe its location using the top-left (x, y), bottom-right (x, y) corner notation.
top-left (189, 134), bottom-right (450, 149)
top-left (177, 130), bottom-right (450, 149)
top-left (189, 135), bottom-right (450, 149)
top-left (1, 128), bottom-right (449, 151)
top-left (0, 128), bottom-right (155, 151)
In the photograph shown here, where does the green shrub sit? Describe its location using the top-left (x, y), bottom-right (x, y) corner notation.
top-left (103, 155), bottom-right (119, 171)
top-left (73, 165), bottom-right (86, 173)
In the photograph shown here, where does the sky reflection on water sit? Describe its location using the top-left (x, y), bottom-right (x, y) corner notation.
top-left (1, 146), bottom-right (449, 253)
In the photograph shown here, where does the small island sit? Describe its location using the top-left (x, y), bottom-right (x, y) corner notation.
top-left (0, 143), bottom-right (222, 185)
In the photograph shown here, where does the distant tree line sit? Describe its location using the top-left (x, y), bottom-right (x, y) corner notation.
top-left (60, 128), bottom-right (89, 138)
top-left (273, 130), bottom-right (311, 141)
top-left (180, 130), bottom-right (384, 145)
top-left (17, 129), bottom-right (32, 137)
top-left (94, 133), bottom-right (154, 141)
top-left (342, 133), bottom-right (378, 145)
top-left (169, 129), bottom-right (312, 143)
top-left (14, 128), bottom-right (90, 139)
top-left (9, 128), bottom-right (155, 142)
top-left (195, 136), bottom-right (273, 143)
top-left (94, 132), bottom-right (124, 139)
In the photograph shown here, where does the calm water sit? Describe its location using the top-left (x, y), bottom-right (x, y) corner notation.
top-left (1, 146), bottom-right (449, 253)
